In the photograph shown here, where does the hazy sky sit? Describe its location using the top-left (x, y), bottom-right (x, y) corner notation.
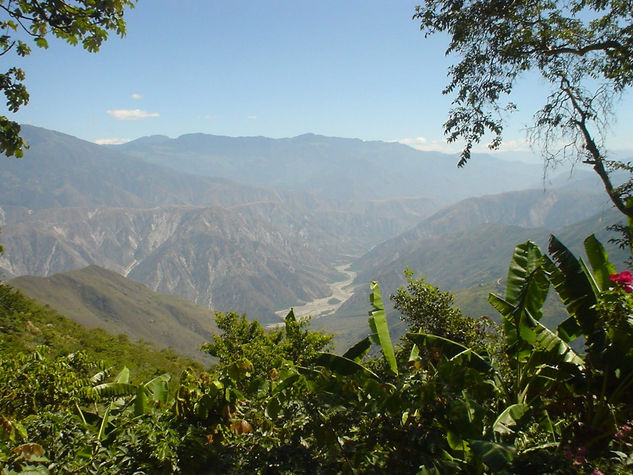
top-left (9, 1), bottom-right (633, 154)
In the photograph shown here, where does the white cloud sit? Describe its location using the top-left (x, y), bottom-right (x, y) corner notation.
top-left (247, 115), bottom-right (257, 120)
top-left (131, 93), bottom-right (142, 100)
top-left (396, 136), bottom-right (428, 146)
top-left (393, 136), bottom-right (458, 154)
top-left (94, 138), bottom-right (131, 145)
top-left (394, 136), bottom-right (533, 154)
top-left (107, 109), bottom-right (159, 120)
top-left (203, 114), bottom-right (218, 120)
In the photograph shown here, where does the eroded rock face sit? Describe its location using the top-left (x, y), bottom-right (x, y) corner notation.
top-left (0, 205), bottom-right (340, 322)
top-left (0, 126), bottom-right (446, 322)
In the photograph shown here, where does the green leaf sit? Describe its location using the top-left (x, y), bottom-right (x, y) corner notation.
top-left (584, 234), bottom-right (616, 292)
top-left (406, 332), bottom-right (490, 372)
top-left (449, 348), bottom-right (492, 373)
top-left (579, 257), bottom-right (600, 299)
top-left (470, 440), bottom-right (515, 472)
top-left (504, 241), bottom-right (548, 315)
top-left (313, 352), bottom-right (379, 380)
top-left (265, 396), bottom-right (281, 419)
top-left (34, 37), bottom-right (48, 49)
top-left (285, 308), bottom-right (297, 324)
top-left (446, 430), bottom-right (469, 451)
top-left (195, 394), bottom-right (213, 420)
top-left (491, 241), bottom-right (549, 359)
top-left (368, 281), bottom-right (398, 375)
top-left (90, 368), bottom-right (110, 384)
top-left (273, 373), bottom-right (302, 394)
top-left (114, 366), bottom-right (130, 384)
top-left (82, 382), bottom-right (136, 401)
top-left (546, 236), bottom-right (599, 339)
top-left (532, 323), bottom-right (584, 366)
top-left (342, 336), bottom-right (371, 362)
top-left (144, 373), bottom-right (170, 405)
top-left (133, 385), bottom-right (147, 416)
top-left (408, 344), bottom-right (420, 362)
top-left (488, 293), bottom-right (514, 317)
top-left (493, 403), bottom-right (528, 435)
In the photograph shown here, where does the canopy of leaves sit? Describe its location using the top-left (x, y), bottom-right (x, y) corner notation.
top-left (392, 269), bottom-right (494, 354)
top-left (2, 236), bottom-right (633, 473)
top-left (414, 0), bottom-right (633, 165)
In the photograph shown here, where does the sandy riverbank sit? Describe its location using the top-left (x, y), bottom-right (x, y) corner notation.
top-left (273, 263), bottom-right (357, 322)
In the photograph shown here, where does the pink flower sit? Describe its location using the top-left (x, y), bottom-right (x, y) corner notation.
top-left (610, 271), bottom-right (633, 292)
top-left (615, 424), bottom-right (632, 438)
top-left (592, 470), bottom-right (604, 475)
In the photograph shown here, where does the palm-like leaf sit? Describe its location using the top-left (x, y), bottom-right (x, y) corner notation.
top-left (368, 281), bottom-right (398, 375)
top-left (406, 332), bottom-right (491, 373)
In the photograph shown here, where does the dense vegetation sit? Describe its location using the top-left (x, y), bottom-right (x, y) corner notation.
top-left (2, 230), bottom-right (633, 473)
top-left (2, 2), bottom-right (632, 472)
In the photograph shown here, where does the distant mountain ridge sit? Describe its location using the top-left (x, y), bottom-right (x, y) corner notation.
top-left (0, 125), bottom-right (619, 337)
top-left (323, 194), bottom-right (626, 348)
top-left (0, 126), bottom-right (445, 321)
top-left (353, 190), bottom-right (622, 295)
top-left (355, 188), bottom-right (611, 271)
top-left (0, 126), bottom-right (291, 211)
top-left (114, 131), bottom-right (550, 202)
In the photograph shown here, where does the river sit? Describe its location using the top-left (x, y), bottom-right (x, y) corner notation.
top-left (273, 263), bottom-right (357, 323)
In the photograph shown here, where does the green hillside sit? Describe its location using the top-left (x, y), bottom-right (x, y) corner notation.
top-left (0, 283), bottom-right (203, 380)
top-left (324, 208), bottom-right (629, 351)
top-left (9, 265), bottom-right (217, 364)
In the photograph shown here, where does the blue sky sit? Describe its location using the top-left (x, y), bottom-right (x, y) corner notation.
top-left (9, 1), bottom-right (633, 155)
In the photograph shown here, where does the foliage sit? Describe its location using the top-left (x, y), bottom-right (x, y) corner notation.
top-left (392, 269), bottom-right (495, 354)
top-left (414, 0), bottom-right (633, 221)
top-left (201, 309), bottom-right (333, 382)
top-left (0, 0), bottom-right (136, 157)
top-left (2, 235), bottom-right (633, 473)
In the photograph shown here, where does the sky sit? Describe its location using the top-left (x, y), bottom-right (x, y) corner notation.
top-left (8, 1), bottom-right (633, 156)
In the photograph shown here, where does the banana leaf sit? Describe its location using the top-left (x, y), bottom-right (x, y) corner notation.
top-left (493, 403), bottom-right (528, 435)
top-left (470, 440), bottom-right (515, 472)
top-left (343, 336), bottom-right (372, 362)
top-left (313, 352), bottom-right (379, 380)
top-left (368, 281), bottom-right (398, 375)
top-left (406, 332), bottom-right (490, 372)
top-left (584, 234), bottom-right (616, 292)
top-left (546, 236), bottom-right (599, 341)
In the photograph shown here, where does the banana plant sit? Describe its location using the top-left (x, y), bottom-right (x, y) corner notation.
top-left (547, 235), bottom-right (633, 408)
top-left (313, 281), bottom-right (397, 378)
top-left (79, 366), bottom-right (171, 440)
top-left (488, 240), bottom-right (584, 407)
top-left (486, 233), bottom-right (633, 457)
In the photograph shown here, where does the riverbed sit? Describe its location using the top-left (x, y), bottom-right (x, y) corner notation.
top-left (273, 263), bottom-right (357, 322)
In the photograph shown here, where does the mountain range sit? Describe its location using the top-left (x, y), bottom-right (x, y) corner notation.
top-left (0, 125), bottom-right (626, 351)
top-left (113, 132), bottom-right (574, 203)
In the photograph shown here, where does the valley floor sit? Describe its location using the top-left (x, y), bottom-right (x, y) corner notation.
top-left (274, 263), bottom-right (357, 321)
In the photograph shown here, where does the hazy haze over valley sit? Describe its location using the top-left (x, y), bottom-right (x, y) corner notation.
top-left (0, 125), bottom-right (625, 348)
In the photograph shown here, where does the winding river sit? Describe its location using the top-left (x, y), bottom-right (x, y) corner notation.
top-left (273, 263), bottom-right (357, 322)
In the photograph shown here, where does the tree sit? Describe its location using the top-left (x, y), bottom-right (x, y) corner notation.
top-left (0, 0), bottom-right (136, 157)
top-left (201, 310), bottom-right (333, 381)
top-left (414, 1), bottom-right (633, 220)
top-left (391, 269), bottom-right (493, 354)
